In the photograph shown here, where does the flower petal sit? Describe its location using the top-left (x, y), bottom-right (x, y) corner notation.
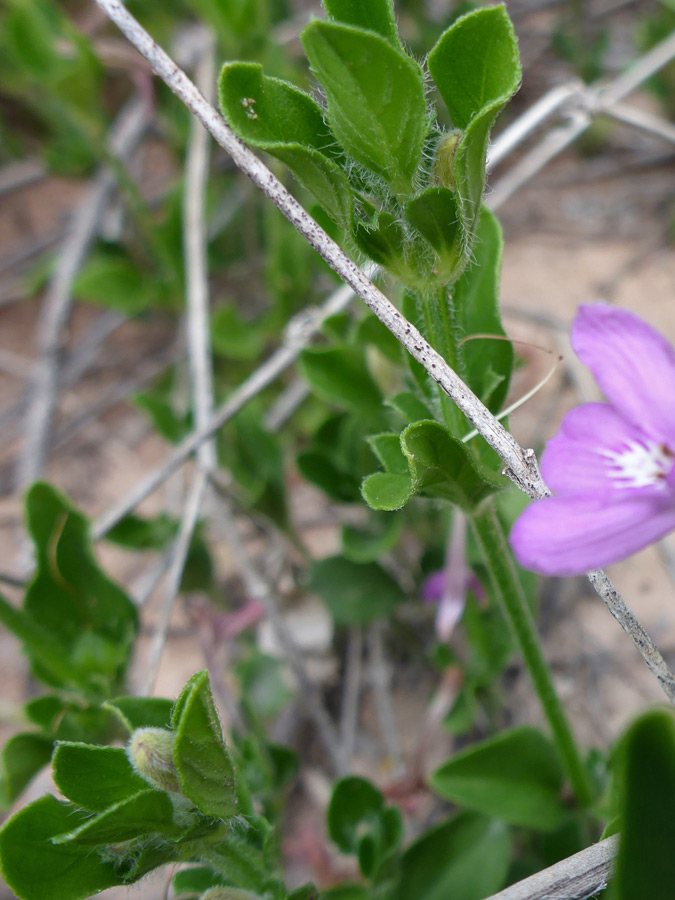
top-left (509, 494), bottom-right (675, 576)
top-left (572, 304), bottom-right (675, 442)
top-left (541, 402), bottom-right (657, 498)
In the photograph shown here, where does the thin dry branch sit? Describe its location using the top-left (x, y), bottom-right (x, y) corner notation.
top-left (91, 0), bottom-right (675, 706)
top-left (16, 96), bottom-right (149, 490)
top-left (212, 495), bottom-right (346, 774)
top-left (142, 36), bottom-right (217, 694)
top-left (489, 31), bottom-right (675, 208)
top-left (483, 835), bottom-right (617, 900)
top-left (339, 625), bottom-right (364, 767)
top-left (91, 278), bottom-right (364, 539)
top-left (141, 469), bottom-right (208, 694)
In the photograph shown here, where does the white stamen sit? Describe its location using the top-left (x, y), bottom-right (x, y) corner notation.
top-left (599, 439), bottom-right (673, 488)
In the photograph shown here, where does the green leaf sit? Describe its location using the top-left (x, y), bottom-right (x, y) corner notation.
top-left (0, 795), bottom-right (120, 900)
top-left (73, 252), bottom-right (157, 315)
top-left (431, 726), bottom-right (567, 831)
top-left (334, 802), bottom-right (377, 857)
top-left (301, 21), bottom-right (426, 193)
top-left (341, 513), bottom-right (401, 563)
top-left (386, 392), bottom-right (434, 424)
top-left (405, 188), bottom-right (463, 282)
top-left (367, 433), bottom-right (409, 474)
top-left (308, 556), bottom-right (403, 625)
top-left (0, 733), bottom-right (53, 808)
top-left (455, 207), bottom-right (512, 413)
top-left (361, 472), bottom-right (415, 511)
top-left (173, 671), bottom-right (238, 819)
top-left (288, 885), bottom-right (319, 900)
top-left (322, 0), bottom-right (401, 47)
top-left (23, 482), bottom-right (138, 693)
top-left (327, 776), bottom-right (402, 875)
top-left (361, 420), bottom-right (502, 512)
top-left (218, 62), bottom-right (352, 226)
top-left (0, 594), bottom-right (85, 691)
top-left (134, 390), bottom-right (190, 444)
top-left (300, 346), bottom-right (383, 415)
top-left (235, 651), bottom-right (294, 719)
top-left (355, 315), bottom-right (403, 364)
top-left (363, 420), bottom-right (503, 513)
top-left (395, 812), bottom-right (512, 900)
top-left (104, 696), bottom-right (174, 732)
top-left (427, 5), bottom-right (521, 131)
top-left (24, 695), bottom-right (65, 730)
top-left (105, 513), bottom-right (178, 550)
top-left (352, 212), bottom-right (416, 281)
top-left (52, 789), bottom-right (180, 845)
top-left (297, 451), bottom-right (363, 504)
top-left (211, 304), bottom-right (266, 362)
top-left (403, 419), bottom-right (504, 507)
top-left (172, 867), bottom-right (222, 897)
top-left (52, 743), bottom-right (148, 811)
top-left (428, 7), bottom-right (521, 242)
top-left (614, 709), bottom-right (675, 900)
top-left (320, 888), bottom-right (370, 900)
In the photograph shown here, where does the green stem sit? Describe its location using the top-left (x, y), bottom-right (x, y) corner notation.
top-left (419, 286), bottom-right (465, 435)
top-left (415, 283), bottom-right (593, 807)
top-left (471, 503), bottom-right (594, 807)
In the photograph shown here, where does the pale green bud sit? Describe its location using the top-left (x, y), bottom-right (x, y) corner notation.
top-left (433, 130), bottom-right (462, 191)
top-left (126, 727), bottom-right (181, 794)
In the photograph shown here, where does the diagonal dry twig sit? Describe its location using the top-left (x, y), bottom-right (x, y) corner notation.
top-left (91, 277), bottom-right (367, 540)
top-left (483, 835), bottom-right (617, 900)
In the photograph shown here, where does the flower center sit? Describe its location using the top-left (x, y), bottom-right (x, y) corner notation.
top-left (599, 439), bottom-right (675, 489)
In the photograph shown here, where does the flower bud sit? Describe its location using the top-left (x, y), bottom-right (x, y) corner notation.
top-left (433, 130), bottom-right (462, 191)
top-left (126, 727), bottom-right (181, 794)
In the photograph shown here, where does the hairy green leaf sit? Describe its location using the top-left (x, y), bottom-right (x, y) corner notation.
top-left (322, 0), bottom-right (401, 47)
top-left (218, 62), bottom-right (351, 226)
top-left (301, 21), bottom-right (426, 193)
top-left (173, 671), bottom-right (238, 819)
top-left (52, 743), bottom-right (148, 811)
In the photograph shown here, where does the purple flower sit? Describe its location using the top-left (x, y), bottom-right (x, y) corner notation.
top-left (510, 304), bottom-right (675, 576)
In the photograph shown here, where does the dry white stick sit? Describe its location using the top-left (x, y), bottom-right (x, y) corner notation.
top-left (213, 497), bottom-right (346, 774)
top-left (142, 38), bottom-right (218, 694)
top-left (92, 279), bottom-right (362, 540)
top-left (141, 469), bottom-right (208, 694)
top-left (599, 99), bottom-right (675, 147)
top-left (16, 95), bottom-right (149, 490)
top-left (340, 625), bottom-right (364, 766)
top-left (369, 621), bottom-right (403, 771)
top-left (483, 835), bottom-right (617, 900)
top-left (0, 158), bottom-right (45, 196)
top-left (487, 81), bottom-right (583, 170)
top-left (184, 35), bottom-right (218, 470)
top-left (489, 31), bottom-right (675, 209)
top-left (488, 107), bottom-right (591, 210)
top-left (91, 0), bottom-right (675, 705)
top-left (264, 378), bottom-right (311, 431)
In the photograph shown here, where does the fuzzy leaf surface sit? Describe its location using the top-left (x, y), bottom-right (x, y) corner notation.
top-left (301, 21), bottom-right (426, 193)
top-left (173, 671), bottom-right (238, 819)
